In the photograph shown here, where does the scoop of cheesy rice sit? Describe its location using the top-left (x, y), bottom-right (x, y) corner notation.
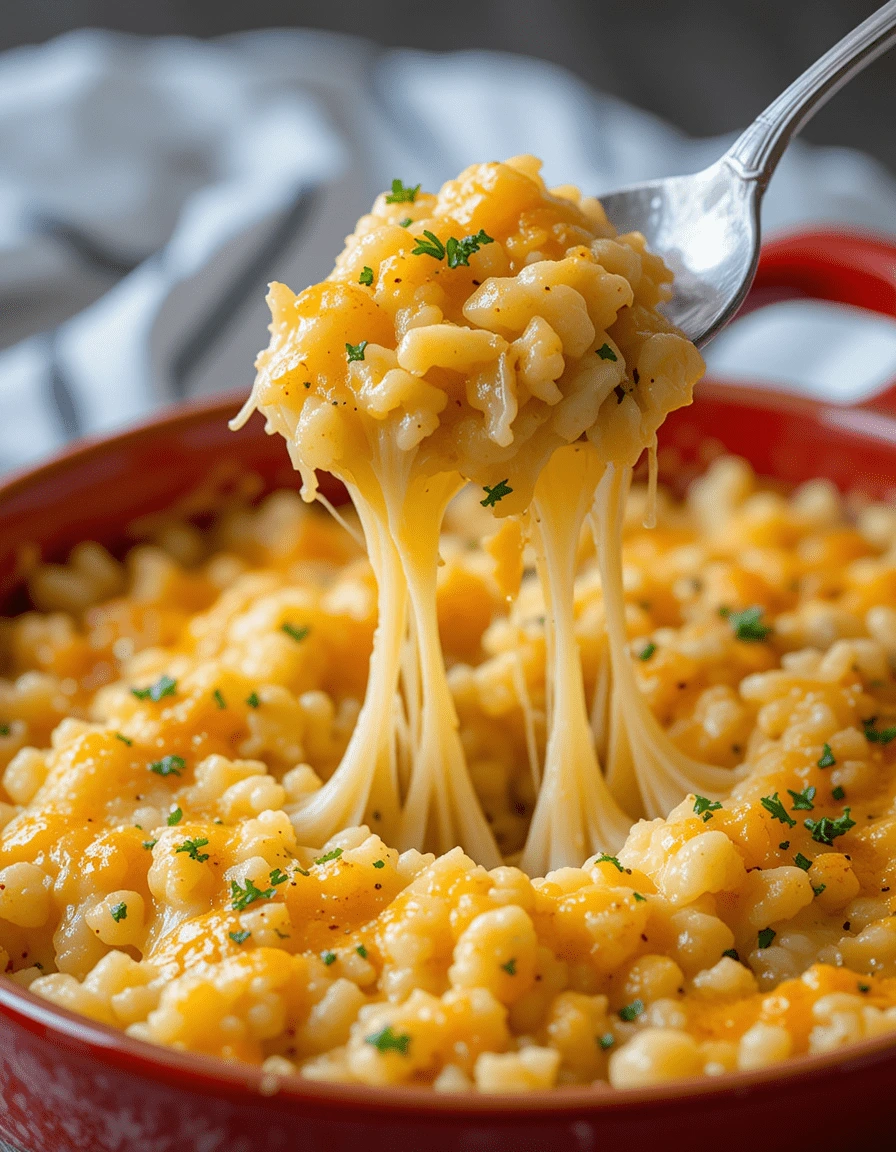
top-left (2, 460), bottom-right (896, 1090)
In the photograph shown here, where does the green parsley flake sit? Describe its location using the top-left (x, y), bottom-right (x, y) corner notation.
top-left (501, 958), bottom-right (517, 975)
top-left (321, 950), bottom-right (337, 966)
top-left (445, 229), bottom-right (494, 268)
top-left (166, 806), bottom-right (183, 826)
top-left (358, 266), bottom-right (374, 286)
top-left (595, 853), bottom-right (624, 872)
top-left (269, 868), bottom-right (289, 886)
top-left (229, 930), bottom-right (251, 945)
top-left (385, 179), bottom-right (420, 204)
top-left (725, 606), bottom-right (772, 642)
top-left (832, 785), bottom-right (846, 801)
top-left (175, 837), bottom-right (210, 863)
top-left (722, 948), bottom-right (740, 962)
top-left (411, 230), bottom-right (446, 260)
top-left (805, 808), bottom-right (855, 846)
top-left (859, 983), bottom-right (871, 994)
top-left (110, 902), bottom-right (128, 922)
top-left (818, 743), bottom-right (836, 768)
top-left (596, 343), bottom-right (618, 362)
top-left (150, 755), bottom-right (186, 779)
top-left (760, 792), bottom-right (796, 828)
top-left (481, 479), bottom-right (513, 507)
top-left (779, 841), bottom-right (791, 851)
top-left (115, 732), bottom-right (133, 746)
top-left (142, 839), bottom-right (157, 851)
top-left (399, 217), bottom-right (412, 227)
top-left (131, 674), bottom-right (177, 702)
top-left (794, 852), bottom-right (812, 871)
top-left (813, 883), bottom-right (827, 897)
top-left (246, 692), bottom-right (260, 708)
top-left (598, 1033), bottom-right (615, 1050)
top-left (0, 725), bottom-right (9, 737)
top-left (757, 928), bottom-right (776, 950)
top-left (787, 785), bottom-right (816, 811)
top-left (632, 892), bottom-right (647, 903)
top-left (372, 859), bottom-right (385, 869)
top-left (693, 795), bottom-right (722, 822)
top-left (863, 720), bottom-right (896, 744)
top-left (281, 622), bottom-right (310, 643)
top-left (365, 1025), bottom-right (411, 1055)
top-left (213, 689), bottom-right (226, 710)
top-left (619, 999), bottom-right (644, 1022)
top-left (356, 944), bottom-right (368, 959)
top-left (345, 340), bottom-right (368, 363)
top-left (638, 641), bottom-right (656, 661)
top-left (314, 847), bottom-right (343, 866)
top-left (230, 877), bottom-right (276, 911)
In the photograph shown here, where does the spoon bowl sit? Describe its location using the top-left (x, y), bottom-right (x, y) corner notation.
top-left (599, 0), bottom-right (896, 347)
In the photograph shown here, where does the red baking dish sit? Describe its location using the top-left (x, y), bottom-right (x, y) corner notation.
top-left (1, 230), bottom-right (896, 1152)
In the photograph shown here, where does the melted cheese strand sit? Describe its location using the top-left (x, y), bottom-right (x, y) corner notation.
top-left (593, 463), bottom-right (736, 817)
top-left (521, 444), bottom-right (630, 874)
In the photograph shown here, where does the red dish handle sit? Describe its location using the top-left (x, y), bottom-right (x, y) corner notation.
top-left (740, 228), bottom-right (896, 412)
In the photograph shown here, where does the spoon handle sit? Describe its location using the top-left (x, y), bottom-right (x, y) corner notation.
top-left (726, 0), bottom-right (896, 186)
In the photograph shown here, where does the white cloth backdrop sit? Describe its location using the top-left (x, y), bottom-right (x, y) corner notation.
top-left (3, 27), bottom-right (896, 475)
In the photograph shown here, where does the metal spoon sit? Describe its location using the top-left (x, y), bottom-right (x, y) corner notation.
top-left (599, 1), bottom-right (896, 348)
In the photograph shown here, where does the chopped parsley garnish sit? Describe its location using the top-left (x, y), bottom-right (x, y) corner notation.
top-left (619, 999), bottom-right (644, 1022)
top-left (597, 1033), bottom-right (615, 1050)
top-left (356, 944), bottom-right (368, 959)
top-left (445, 229), bottom-right (494, 268)
top-left (399, 217), bottom-right (412, 227)
top-left (501, 958), bottom-right (517, 975)
top-left (321, 950), bottom-right (337, 966)
top-left (246, 692), bottom-right (260, 708)
top-left (805, 808), bottom-right (855, 846)
top-left (229, 930), bottom-right (251, 944)
top-left (760, 792), bottom-right (796, 828)
top-left (166, 806), bottom-right (183, 826)
top-left (281, 622), bottom-right (309, 643)
top-left (859, 983), bottom-right (871, 994)
top-left (365, 1025), bottom-right (411, 1055)
top-left (314, 847), bottom-right (343, 866)
top-left (596, 343), bottom-right (618, 362)
top-left (131, 674), bottom-right (177, 702)
top-left (358, 266), bottom-right (374, 286)
top-left (794, 852), bottom-right (812, 871)
top-left (693, 795), bottom-right (722, 822)
top-left (294, 866), bottom-right (310, 877)
top-left (345, 340), bottom-right (368, 363)
top-left (638, 642), bottom-right (656, 661)
top-left (595, 853), bottom-right (624, 872)
top-left (212, 689), bottom-right (226, 710)
top-left (863, 720), bottom-right (896, 744)
top-left (176, 837), bottom-right (210, 863)
top-left (0, 725), bottom-right (9, 737)
top-left (411, 230), bottom-right (445, 260)
top-left (372, 859), bottom-right (385, 869)
top-left (150, 755), bottom-right (185, 778)
top-left (813, 883), bottom-right (827, 897)
top-left (142, 839), bottom-right (157, 851)
top-left (787, 785), bottom-right (816, 811)
top-left (779, 841), bottom-right (791, 851)
top-left (832, 785), bottom-right (845, 801)
top-left (269, 868), bottom-right (289, 886)
top-left (481, 479), bottom-right (513, 507)
top-left (385, 178), bottom-right (420, 204)
top-left (115, 732), bottom-right (133, 746)
top-left (818, 743), bottom-right (836, 768)
top-left (632, 892), bottom-right (647, 902)
top-left (725, 606), bottom-right (772, 642)
top-left (722, 948), bottom-right (740, 962)
top-left (230, 877), bottom-right (276, 911)
top-left (110, 902), bottom-right (128, 922)
top-left (757, 928), bottom-right (776, 950)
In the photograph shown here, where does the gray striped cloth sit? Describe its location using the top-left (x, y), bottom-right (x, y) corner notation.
top-left (3, 27), bottom-right (896, 475)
